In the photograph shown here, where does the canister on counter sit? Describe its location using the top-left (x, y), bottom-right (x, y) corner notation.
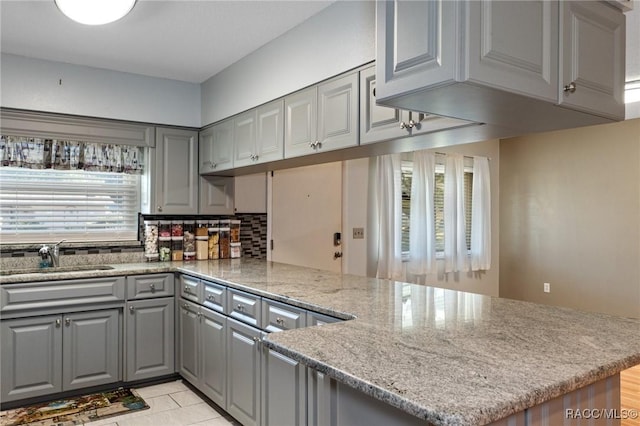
top-left (208, 226), bottom-right (220, 259)
top-left (230, 220), bottom-right (241, 243)
top-left (159, 220), bottom-right (171, 239)
top-left (143, 220), bottom-right (159, 262)
top-left (219, 225), bottom-right (230, 259)
top-left (171, 220), bottom-right (183, 237)
top-left (230, 242), bottom-right (241, 258)
top-left (171, 237), bottom-right (183, 261)
top-left (196, 236), bottom-right (208, 260)
top-left (196, 220), bottom-right (209, 238)
top-left (183, 220), bottom-right (196, 261)
top-left (159, 238), bottom-right (171, 262)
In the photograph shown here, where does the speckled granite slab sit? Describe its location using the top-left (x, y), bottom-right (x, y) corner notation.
top-left (2, 259), bottom-right (639, 426)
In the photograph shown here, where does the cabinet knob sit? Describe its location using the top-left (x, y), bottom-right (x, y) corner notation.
top-left (184, 285), bottom-right (190, 293)
top-left (183, 303), bottom-right (189, 309)
top-left (253, 154), bottom-right (259, 161)
top-left (65, 318), bottom-right (71, 326)
top-left (149, 283), bottom-right (156, 292)
top-left (276, 317), bottom-right (285, 325)
top-left (212, 162), bottom-right (217, 169)
top-left (157, 206), bottom-right (163, 212)
top-left (237, 304), bottom-right (245, 312)
top-left (207, 294), bottom-right (215, 301)
top-left (407, 119), bottom-right (415, 129)
top-left (563, 82), bottom-right (577, 94)
top-left (129, 305), bottom-right (135, 313)
top-left (55, 318), bottom-right (61, 327)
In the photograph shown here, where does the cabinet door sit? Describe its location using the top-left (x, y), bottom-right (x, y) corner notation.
top-left (1, 315), bottom-right (62, 402)
top-left (234, 110), bottom-right (258, 168)
top-left (468, 0), bottom-right (558, 102)
top-left (200, 120), bottom-right (234, 173)
top-left (559, 1), bottom-right (625, 120)
top-left (199, 307), bottom-right (227, 408)
top-left (199, 176), bottom-right (234, 215)
top-left (62, 309), bottom-right (120, 391)
top-left (317, 72), bottom-right (359, 152)
top-left (375, 0), bottom-right (458, 102)
top-left (226, 318), bottom-right (262, 426)
top-left (126, 298), bottom-right (175, 382)
top-left (284, 87), bottom-right (317, 159)
top-left (262, 346), bottom-right (306, 426)
top-left (154, 128), bottom-right (198, 214)
top-left (359, 65), bottom-right (411, 145)
top-left (179, 299), bottom-right (200, 385)
top-left (255, 99), bottom-right (284, 164)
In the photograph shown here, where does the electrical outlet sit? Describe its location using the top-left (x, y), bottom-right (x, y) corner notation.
top-left (353, 227), bottom-right (364, 239)
top-left (544, 282), bottom-right (551, 293)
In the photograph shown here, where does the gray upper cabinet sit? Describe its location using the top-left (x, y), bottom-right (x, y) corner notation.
top-left (153, 128), bottom-right (198, 214)
top-left (200, 120), bottom-right (234, 173)
top-left (359, 65), bottom-right (471, 145)
top-left (234, 100), bottom-right (284, 168)
top-left (558, 1), bottom-right (625, 119)
top-left (285, 72), bottom-right (358, 158)
top-left (375, 0), bottom-right (625, 131)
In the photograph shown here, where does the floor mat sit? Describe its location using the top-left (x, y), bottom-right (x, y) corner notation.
top-left (0, 387), bottom-right (149, 426)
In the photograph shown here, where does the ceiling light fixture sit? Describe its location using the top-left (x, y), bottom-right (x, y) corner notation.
top-left (54, 0), bottom-right (137, 26)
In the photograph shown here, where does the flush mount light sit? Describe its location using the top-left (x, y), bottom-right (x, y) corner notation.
top-left (55, 0), bottom-right (136, 26)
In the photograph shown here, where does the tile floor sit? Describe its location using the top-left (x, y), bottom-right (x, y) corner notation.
top-left (90, 380), bottom-right (240, 426)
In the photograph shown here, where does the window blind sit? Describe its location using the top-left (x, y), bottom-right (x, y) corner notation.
top-left (0, 167), bottom-right (140, 243)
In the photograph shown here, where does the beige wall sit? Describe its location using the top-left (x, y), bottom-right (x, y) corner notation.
top-left (343, 139), bottom-right (501, 297)
top-left (499, 119), bottom-right (640, 319)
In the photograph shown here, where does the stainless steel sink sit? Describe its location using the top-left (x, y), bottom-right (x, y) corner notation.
top-left (0, 265), bottom-right (115, 276)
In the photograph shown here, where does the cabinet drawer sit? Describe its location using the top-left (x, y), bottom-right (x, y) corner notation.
top-left (307, 311), bottom-right (341, 326)
top-left (262, 299), bottom-right (306, 332)
top-left (1, 277), bottom-right (125, 313)
top-left (203, 280), bottom-right (226, 314)
top-left (227, 288), bottom-right (261, 328)
top-left (180, 275), bottom-right (202, 303)
top-left (127, 274), bottom-right (174, 299)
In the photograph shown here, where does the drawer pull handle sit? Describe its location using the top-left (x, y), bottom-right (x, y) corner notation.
top-left (149, 283), bottom-right (156, 292)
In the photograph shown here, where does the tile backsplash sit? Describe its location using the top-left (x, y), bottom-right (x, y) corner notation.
top-left (0, 213), bottom-right (268, 270)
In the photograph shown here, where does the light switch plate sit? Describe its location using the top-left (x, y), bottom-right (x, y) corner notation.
top-left (353, 227), bottom-right (364, 239)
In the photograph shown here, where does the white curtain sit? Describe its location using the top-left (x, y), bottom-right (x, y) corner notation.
top-left (470, 156), bottom-right (491, 271)
top-left (443, 154), bottom-right (468, 273)
top-left (370, 153), bottom-right (403, 280)
top-left (408, 150), bottom-right (436, 275)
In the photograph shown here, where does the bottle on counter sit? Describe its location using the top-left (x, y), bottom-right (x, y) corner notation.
top-left (143, 220), bottom-right (159, 262)
top-left (183, 220), bottom-right (196, 261)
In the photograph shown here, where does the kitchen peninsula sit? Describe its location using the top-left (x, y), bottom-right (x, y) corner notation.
top-left (2, 259), bottom-right (639, 426)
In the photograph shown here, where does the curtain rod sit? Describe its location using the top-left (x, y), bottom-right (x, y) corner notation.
top-left (433, 152), bottom-right (491, 161)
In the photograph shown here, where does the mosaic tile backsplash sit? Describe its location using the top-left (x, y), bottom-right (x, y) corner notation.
top-left (0, 213), bottom-right (268, 269)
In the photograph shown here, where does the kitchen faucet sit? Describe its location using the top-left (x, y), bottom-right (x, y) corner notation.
top-left (38, 239), bottom-right (66, 267)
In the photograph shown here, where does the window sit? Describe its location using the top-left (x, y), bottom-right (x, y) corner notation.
top-left (0, 167), bottom-right (141, 243)
top-left (401, 155), bottom-right (473, 255)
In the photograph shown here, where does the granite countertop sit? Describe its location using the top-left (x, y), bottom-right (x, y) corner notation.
top-left (2, 259), bottom-right (639, 426)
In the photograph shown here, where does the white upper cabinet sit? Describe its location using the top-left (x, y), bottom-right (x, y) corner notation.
top-left (375, 0), bottom-right (626, 131)
top-left (285, 72), bottom-right (358, 158)
top-left (359, 65), bottom-right (472, 145)
top-left (200, 120), bottom-right (234, 174)
top-left (558, 1), bottom-right (625, 119)
top-left (234, 99), bottom-right (284, 168)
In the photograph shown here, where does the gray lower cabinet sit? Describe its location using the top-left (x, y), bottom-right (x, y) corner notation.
top-left (226, 318), bottom-right (262, 426)
top-left (1, 315), bottom-right (63, 402)
top-left (178, 299), bottom-right (200, 385)
top-left (126, 298), bottom-right (175, 381)
top-left (261, 346), bottom-right (306, 426)
top-left (1, 309), bottom-right (121, 402)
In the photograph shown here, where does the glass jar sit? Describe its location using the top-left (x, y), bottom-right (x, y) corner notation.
top-left (196, 220), bottom-right (209, 238)
top-left (171, 237), bottom-right (183, 261)
top-left (143, 220), bottom-right (159, 262)
top-left (219, 226), bottom-right (230, 259)
top-left (230, 220), bottom-right (241, 243)
top-left (230, 242), bottom-right (241, 258)
top-left (196, 237), bottom-right (209, 260)
top-left (208, 227), bottom-right (220, 259)
top-left (159, 220), bottom-right (171, 238)
top-left (171, 220), bottom-right (183, 237)
top-left (159, 239), bottom-right (171, 262)
top-left (183, 220), bottom-right (196, 261)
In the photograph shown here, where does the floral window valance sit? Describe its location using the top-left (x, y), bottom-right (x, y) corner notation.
top-left (0, 136), bottom-right (144, 174)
